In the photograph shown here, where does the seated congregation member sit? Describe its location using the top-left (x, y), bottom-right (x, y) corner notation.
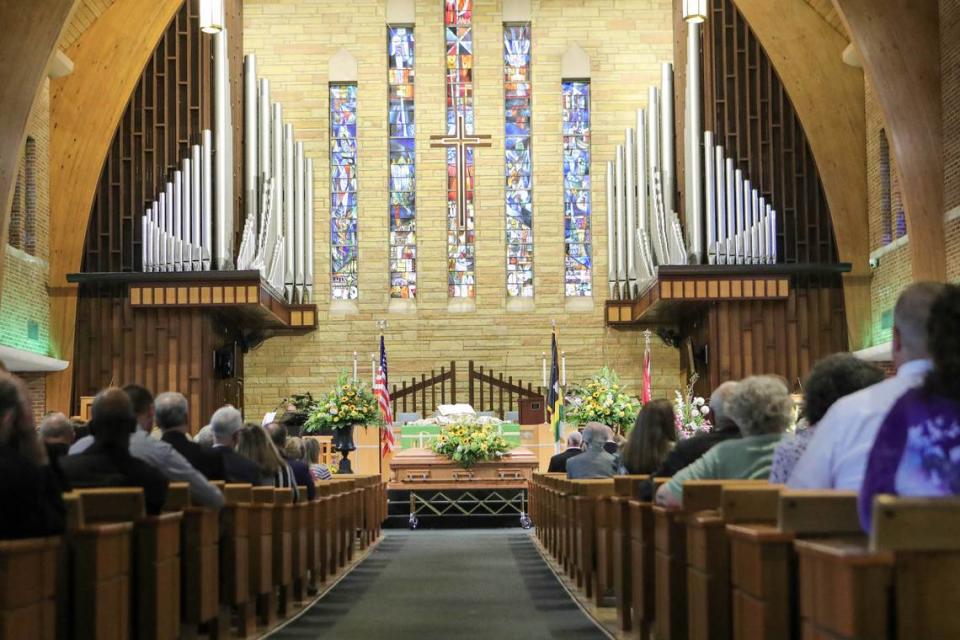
top-left (39, 411), bottom-right (74, 463)
top-left (0, 372), bottom-right (65, 539)
top-left (237, 424), bottom-right (301, 501)
top-left (302, 438), bottom-right (333, 481)
top-left (125, 384), bottom-right (224, 509)
top-left (194, 423), bottom-right (215, 448)
top-left (789, 282), bottom-right (944, 490)
top-left (209, 406), bottom-right (263, 484)
top-left (156, 391), bottom-right (224, 481)
top-left (267, 421), bottom-right (315, 500)
top-left (769, 354), bottom-right (884, 484)
top-left (637, 381), bottom-right (740, 501)
top-left (548, 430), bottom-right (583, 473)
top-left (656, 376), bottom-right (791, 507)
top-left (859, 284), bottom-right (960, 531)
top-left (566, 422), bottom-right (618, 479)
top-left (61, 388), bottom-right (168, 515)
top-left (620, 399), bottom-right (677, 475)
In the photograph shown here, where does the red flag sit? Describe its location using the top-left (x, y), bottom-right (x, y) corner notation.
top-left (642, 343), bottom-right (652, 404)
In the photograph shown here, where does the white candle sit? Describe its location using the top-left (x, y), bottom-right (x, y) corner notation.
top-left (561, 352), bottom-right (567, 386)
top-left (371, 353), bottom-right (376, 386)
top-left (353, 351), bottom-right (358, 382)
top-left (542, 352), bottom-right (547, 387)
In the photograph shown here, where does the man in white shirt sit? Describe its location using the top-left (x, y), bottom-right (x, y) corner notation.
top-left (124, 384), bottom-right (224, 509)
top-left (787, 282), bottom-right (944, 490)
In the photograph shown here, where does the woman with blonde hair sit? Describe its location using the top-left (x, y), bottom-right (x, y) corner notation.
top-left (237, 424), bottom-right (300, 501)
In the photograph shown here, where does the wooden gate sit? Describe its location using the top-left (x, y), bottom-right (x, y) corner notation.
top-left (391, 361), bottom-right (544, 419)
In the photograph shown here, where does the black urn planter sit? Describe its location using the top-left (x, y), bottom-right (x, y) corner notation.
top-left (332, 424), bottom-right (357, 474)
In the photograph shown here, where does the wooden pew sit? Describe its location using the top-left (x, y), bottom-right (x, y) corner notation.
top-left (0, 535), bottom-right (60, 639)
top-left (627, 478), bottom-right (668, 640)
top-left (796, 496), bottom-right (960, 640)
top-left (726, 490), bottom-right (860, 640)
top-left (290, 486), bottom-right (310, 603)
top-left (267, 488), bottom-right (294, 617)
top-left (609, 475), bottom-right (649, 633)
top-left (162, 482), bottom-right (221, 639)
top-left (685, 483), bottom-right (782, 640)
top-left (77, 488), bottom-right (182, 640)
top-left (249, 487), bottom-right (276, 627)
top-left (221, 484), bottom-right (254, 638)
top-left (61, 493), bottom-right (134, 640)
top-left (568, 479), bottom-right (616, 605)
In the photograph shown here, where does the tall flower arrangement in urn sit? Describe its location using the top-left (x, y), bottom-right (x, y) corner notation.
top-left (566, 367), bottom-right (642, 436)
top-left (674, 373), bottom-right (712, 439)
top-left (303, 373), bottom-right (382, 433)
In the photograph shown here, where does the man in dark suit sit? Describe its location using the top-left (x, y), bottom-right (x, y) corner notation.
top-left (566, 422), bottom-right (618, 479)
top-left (637, 381), bottom-right (742, 500)
top-left (548, 431), bottom-right (583, 472)
top-left (209, 405), bottom-right (263, 484)
top-left (60, 387), bottom-right (169, 514)
top-left (155, 391), bottom-right (225, 481)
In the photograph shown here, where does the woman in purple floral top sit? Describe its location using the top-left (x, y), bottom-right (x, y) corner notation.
top-left (860, 285), bottom-right (960, 531)
top-left (769, 354), bottom-right (883, 484)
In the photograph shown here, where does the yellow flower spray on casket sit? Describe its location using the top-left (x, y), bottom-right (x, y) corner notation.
top-left (303, 372), bottom-right (383, 433)
top-left (566, 366), bottom-right (642, 436)
top-left (432, 420), bottom-right (512, 468)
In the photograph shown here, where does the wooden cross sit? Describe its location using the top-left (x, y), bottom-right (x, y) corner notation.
top-left (430, 113), bottom-right (492, 232)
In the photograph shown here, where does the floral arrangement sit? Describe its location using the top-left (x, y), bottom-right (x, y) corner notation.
top-left (674, 374), bottom-right (712, 439)
top-left (432, 423), bottom-right (511, 468)
top-left (303, 373), bottom-right (382, 433)
top-left (566, 367), bottom-right (642, 435)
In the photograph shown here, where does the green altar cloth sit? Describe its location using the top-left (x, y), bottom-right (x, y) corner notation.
top-left (399, 423), bottom-right (522, 449)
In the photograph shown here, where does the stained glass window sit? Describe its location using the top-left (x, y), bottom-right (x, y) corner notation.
top-left (504, 24), bottom-right (532, 299)
top-left (445, 0), bottom-right (475, 299)
top-left (562, 80), bottom-right (592, 297)
top-left (388, 27), bottom-right (417, 300)
top-left (329, 83), bottom-right (359, 301)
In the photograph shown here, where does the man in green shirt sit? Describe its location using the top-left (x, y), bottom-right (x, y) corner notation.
top-left (657, 376), bottom-right (793, 507)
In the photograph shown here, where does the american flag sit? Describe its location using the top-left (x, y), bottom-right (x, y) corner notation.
top-left (374, 335), bottom-right (396, 456)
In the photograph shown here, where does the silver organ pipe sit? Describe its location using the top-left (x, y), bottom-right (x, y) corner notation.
top-left (259, 79), bottom-right (271, 181)
top-left (615, 145), bottom-right (627, 299)
top-left (704, 132), bottom-right (716, 265)
top-left (758, 195), bottom-right (767, 265)
top-left (742, 179), bottom-right (752, 263)
top-left (173, 170), bottom-right (183, 271)
top-left (647, 86), bottom-right (664, 265)
top-left (624, 128), bottom-right (637, 297)
top-left (636, 109), bottom-right (648, 237)
top-left (734, 169), bottom-right (744, 263)
top-left (213, 30), bottom-right (233, 271)
top-left (686, 24), bottom-right (704, 264)
top-left (751, 188), bottom-right (760, 264)
top-left (606, 161), bottom-right (617, 298)
top-left (715, 146), bottom-right (726, 264)
top-left (142, 211), bottom-right (150, 272)
top-left (294, 141), bottom-right (305, 304)
top-left (304, 158), bottom-right (314, 303)
top-left (181, 159), bottom-right (192, 272)
top-left (272, 104), bottom-right (284, 267)
top-left (660, 63), bottom-right (675, 218)
top-left (725, 159), bottom-right (736, 263)
top-left (201, 129), bottom-right (213, 271)
top-left (283, 123), bottom-right (295, 302)
top-left (165, 182), bottom-right (175, 272)
top-left (191, 145), bottom-right (202, 270)
top-left (244, 54), bottom-right (258, 226)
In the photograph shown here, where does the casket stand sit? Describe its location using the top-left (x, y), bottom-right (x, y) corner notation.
top-left (388, 447), bottom-right (539, 528)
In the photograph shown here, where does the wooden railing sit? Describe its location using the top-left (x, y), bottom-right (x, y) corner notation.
top-left (391, 360), bottom-right (544, 419)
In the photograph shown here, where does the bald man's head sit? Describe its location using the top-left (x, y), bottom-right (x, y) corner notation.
top-left (893, 282), bottom-right (946, 368)
top-left (91, 387), bottom-right (138, 447)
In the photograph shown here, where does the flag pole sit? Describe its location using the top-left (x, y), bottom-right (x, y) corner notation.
top-left (377, 320), bottom-right (386, 477)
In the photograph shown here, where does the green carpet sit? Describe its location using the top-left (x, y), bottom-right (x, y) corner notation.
top-left (268, 530), bottom-right (609, 639)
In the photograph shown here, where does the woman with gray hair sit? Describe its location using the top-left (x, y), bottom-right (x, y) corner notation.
top-left (656, 375), bottom-right (792, 507)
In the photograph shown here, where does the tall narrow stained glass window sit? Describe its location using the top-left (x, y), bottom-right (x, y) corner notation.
top-left (388, 27), bottom-right (417, 299)
top-left (330, 83), bottom-right (359, 300)
top-left (504, 24), bottom-right (533, 299)
top-left (562, 80), bottom-right (592, 296)
top-left (445, 0), bottom-right (476, 299)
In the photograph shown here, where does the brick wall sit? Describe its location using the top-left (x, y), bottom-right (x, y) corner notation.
top-left (20, 373), bottom-right (47, 424)
top-left (242, 0), bottom-right (683, 418)
top-left (1, 80), bottom-right (52, 363)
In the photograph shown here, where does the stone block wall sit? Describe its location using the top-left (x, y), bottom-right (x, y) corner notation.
top-left (942, 0), bottom-right (960, 283)
top-left (242, 0), bottom-right (683, 417)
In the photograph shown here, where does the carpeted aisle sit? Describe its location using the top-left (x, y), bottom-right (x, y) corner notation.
top-left (267, 530), bottom-right (609, 639)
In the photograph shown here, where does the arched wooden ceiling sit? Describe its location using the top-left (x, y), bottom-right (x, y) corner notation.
top-left (58, 0), bottom-right (117, 50)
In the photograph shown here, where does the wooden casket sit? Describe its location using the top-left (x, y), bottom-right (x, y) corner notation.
top-left (389, 447), bottom-right (539, 490)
